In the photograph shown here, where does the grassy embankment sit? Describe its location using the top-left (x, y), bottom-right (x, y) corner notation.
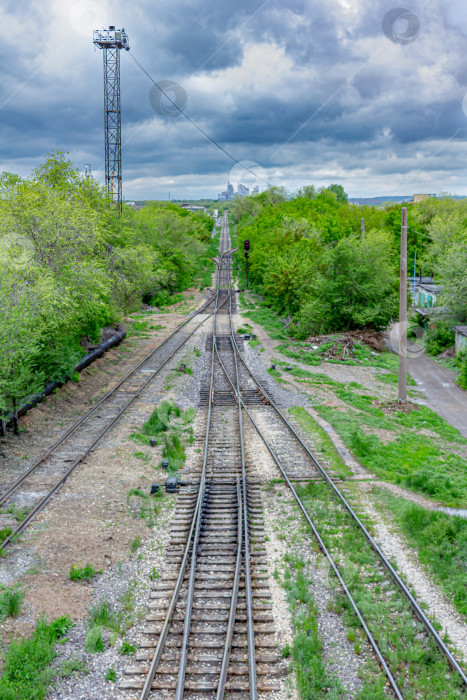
top-left (237, 290), bottom-right (467, 508)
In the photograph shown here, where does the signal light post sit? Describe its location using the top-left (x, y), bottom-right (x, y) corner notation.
top-left (244, 239), bottom-right (250, 286)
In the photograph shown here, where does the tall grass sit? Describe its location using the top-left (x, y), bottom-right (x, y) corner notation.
top-left (0, 615), bottom-right (73, 699)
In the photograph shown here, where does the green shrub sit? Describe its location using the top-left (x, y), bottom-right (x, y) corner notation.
top-left (0, 527), bottom-right (12, 542)
top-left (69, 563), bottom-right (96, 582)
top-left (105, 667), bottom-right (117, 682)
top-left (458, 352), bottom-right (467, 390)
top-left (426, 324), bottom-right (455, 356)
top-left (87, 599), bottom-right (120, 633)
top-left (84, 625), bottom-right (105, 653)
top-left (130, 536), bottom-right (142, 553)
top-left (119, 640), bottom-right (137, 655)
top-left (0, 586), bottom-right (24, 620)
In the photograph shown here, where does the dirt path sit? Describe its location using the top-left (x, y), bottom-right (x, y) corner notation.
top-left (408, 353), bottom-right (467, 438)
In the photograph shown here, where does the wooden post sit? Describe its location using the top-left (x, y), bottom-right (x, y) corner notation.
top-left (360, 218), bottom-right (365, 240)
top-left (398, 207), bottom-right (408, 403)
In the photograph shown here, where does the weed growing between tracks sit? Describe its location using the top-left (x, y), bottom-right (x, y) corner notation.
top-left (0, 615), bottom-right (74, 699)
top-left (297, 482), bottom-right (464, 699)
top-left (129, 400), bottom-right (195, 473)
top-left (277, 553), bottom-right (344, 699)
top-left (370, 487), bottom-right (467, 617)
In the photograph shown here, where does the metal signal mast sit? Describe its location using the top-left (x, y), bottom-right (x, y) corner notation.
top-left (93, 26), bottom-right (130, 212)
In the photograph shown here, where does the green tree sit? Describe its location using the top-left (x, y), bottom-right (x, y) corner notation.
top-left (293, 231), bottom-right (398, 337)
top-left (325, 184), bottom-right (348, 203)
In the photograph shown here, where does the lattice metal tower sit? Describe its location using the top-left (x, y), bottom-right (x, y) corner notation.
top-left (93, 27), bottom-right (130, 212)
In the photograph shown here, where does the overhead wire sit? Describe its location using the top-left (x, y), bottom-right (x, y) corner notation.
top-left (407, 225), bottom-right (467, 248)
top-left (127, 51), bottom-right (274, 190)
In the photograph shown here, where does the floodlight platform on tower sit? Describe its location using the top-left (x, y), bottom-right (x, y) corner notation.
top-left (93, 26), bottom-right (130, 50)
top-left (93, 26), bottom-right (130, 213)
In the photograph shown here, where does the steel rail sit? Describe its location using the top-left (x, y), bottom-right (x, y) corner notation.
top-left (216, 475), bottom-right (243, 699)
top-left (141, 247), bottom-right (227, 700)
top-left (214, 336), bottom-right (404, 699)
top-left (0, 294), bottom-right (229, 551)
top-left (0, 290), bottom-right (220, 509)
top-left (229, 336), bottom-right (467, 687)
top-left (176, 223), bottom-right (231, 697)
top-left (226, 243), bottom-right (257, 697)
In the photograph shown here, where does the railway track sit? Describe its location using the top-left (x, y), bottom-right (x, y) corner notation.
top-left (125, 211), bottom-right (466, 699)
top-left (2, 212), bottom-right (464, 697)
top-left (121, 213), bottom-right (283, 698)
top-left (0, 289), bottom-right (228, 551)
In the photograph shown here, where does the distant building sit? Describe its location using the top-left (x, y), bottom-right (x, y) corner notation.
top-left (413, 193), bottom-right (437, 203)
top-left (454, 326), bottom-right (467, 355)
top-left (237, 182), bottom-right (249, 197)
top-left (179, 204), bottom-right (206, 212)
top-left (415, 281), bottom-right (442, 308)
top-left (218, 181), bottom-right (236, 200)
top-left (252, 185), bottom-right (259, 194)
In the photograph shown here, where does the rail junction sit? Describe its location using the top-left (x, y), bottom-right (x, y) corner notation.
top-left (1, 213), bottom-right (466, 698)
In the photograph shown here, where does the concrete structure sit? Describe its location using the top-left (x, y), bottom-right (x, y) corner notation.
top-left (454, 326), bottom-right (467, 354)
top-left (218, 181), bottom-right (251, 200)
top-left (413, 193), bottom-right (437, 203)
top-left (237, 182), bottom-right (249, 197)
top-left (179, 204), bottom-right (206, 212)
top-left (414, 282), bottom-right (442, 308)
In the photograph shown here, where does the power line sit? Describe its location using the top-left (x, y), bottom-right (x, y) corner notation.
top-left (407, 225), bottom-right (467, 248)
top-left (127, 51), bottom-right (273, 190)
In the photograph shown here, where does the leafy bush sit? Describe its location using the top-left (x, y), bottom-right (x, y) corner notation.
top-left (426, 324), bottom-right (455, 356)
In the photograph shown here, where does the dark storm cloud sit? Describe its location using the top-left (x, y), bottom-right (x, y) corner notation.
top-left (0, 0), bottom-right (466, 197)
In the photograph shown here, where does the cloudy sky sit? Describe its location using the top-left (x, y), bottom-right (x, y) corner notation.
top-left (1, 0), bottom-right (467, 199)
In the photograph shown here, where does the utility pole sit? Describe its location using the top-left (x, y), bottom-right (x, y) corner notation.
top-left (360, 217), bottom-right (365, 240)
top-left (93, 27), bottom-right (130, 214)
top-left (398, 207), bottom-right (408, 402)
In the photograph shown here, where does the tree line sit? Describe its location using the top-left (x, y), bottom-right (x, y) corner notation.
top-left (0, 152), bottom-right (214, 427)
top-left (231, 185), bottom-right (467, 343)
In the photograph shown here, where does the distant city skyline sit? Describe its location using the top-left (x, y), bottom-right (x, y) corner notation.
top-left (217, 181), bottom-right (260, 201)
top-left (1, 2), bottom-right (467, 199)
